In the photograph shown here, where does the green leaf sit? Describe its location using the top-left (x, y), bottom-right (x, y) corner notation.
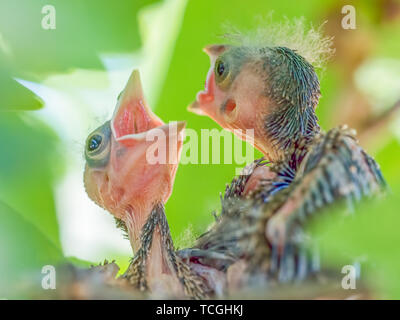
top-left (311, 187), bottom-right (400, 299)
top-left (0, 113), bottom-right (63, 250)
top-left (0, 201), bottom-right (64, 298)
top-left (0, 69), bottom-right (43, 111)
top-left (0, 112), bottom-right (65, 297)
top-left (0, 0), bottom-right (162, 77)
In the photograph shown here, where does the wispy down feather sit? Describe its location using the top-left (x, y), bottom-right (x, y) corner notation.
top-left (221, 15), bottom-right (335, 69)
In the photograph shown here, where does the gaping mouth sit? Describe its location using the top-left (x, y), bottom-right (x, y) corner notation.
top-left (113, 98), bottom-right (157, 137)
top-left (197, 67), bottom-right (215, 103)
top-left (116, 121), bottom-right (186, 143)
top-left (111, 70), bottom-right (164, 143)
top-left (188, 44), bottom-right (229, 115)
top-left (188, 67), bottom-right (215, 114)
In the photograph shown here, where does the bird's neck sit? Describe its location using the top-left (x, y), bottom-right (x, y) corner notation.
top-left (124, 202), bottom-right (157, 253)
top-left (264, 103), bottom-right (320, 163)
top-left (124, 202), bottom-right (177, 283)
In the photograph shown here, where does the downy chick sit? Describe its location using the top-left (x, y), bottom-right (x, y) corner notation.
top-left (188, 21), bottom-right (386, 290)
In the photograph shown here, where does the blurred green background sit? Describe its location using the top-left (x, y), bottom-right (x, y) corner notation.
top-left (0, 0), bottom-right (400, 298)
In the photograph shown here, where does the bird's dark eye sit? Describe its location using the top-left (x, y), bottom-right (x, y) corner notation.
top-left (88, 134), bottom-right (102, 152)
top-left (217, 60), bottom-right (225, 76)
top-left (214, 57), bottom-right (231, 89)
top-left (85, 121), bottom-right (111, 168)
top-left (215, 58), bottom-right (228, 79)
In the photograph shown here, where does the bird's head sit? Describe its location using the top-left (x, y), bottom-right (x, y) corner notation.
top-left (188, 16), bottom-right (335, 161)
top-left (189, 44), bottom-right (320, 161)
top-left (84, 70), bottom-right (185, 229)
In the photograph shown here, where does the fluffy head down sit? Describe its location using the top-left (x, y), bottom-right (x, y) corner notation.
top-left (189, 16), bottom-right (335, 161)
top-left (221, 17), bottom-right (335, 149)
top-left (221, 16), bottom-right (335, 70)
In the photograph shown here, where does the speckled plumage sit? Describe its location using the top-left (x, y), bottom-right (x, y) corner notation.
top-left (187, 29), bottom-right (387, 291)
top-left (189, 125), bottom-right (385, 289)
top-left (263, 47), bottom-right (320, 149)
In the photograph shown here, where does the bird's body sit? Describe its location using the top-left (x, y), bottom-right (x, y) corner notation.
top-left (187, 125), bottom-right (385, 293)
top-left (83, 20), bottom-right (388, 299)
top-left (187, 21), bottom-right (387, 293)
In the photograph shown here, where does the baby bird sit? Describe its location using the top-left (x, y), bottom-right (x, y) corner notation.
top-left (188, 43), bottom-right (319, 162)
top-left (83, 70), bottom-right (206, 299)
top-left (188, 22), bottom-right (387, 289)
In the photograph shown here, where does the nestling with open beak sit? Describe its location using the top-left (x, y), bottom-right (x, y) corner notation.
top-left (83, 70), bottom-right (206, 299)
top-left (188, 21), bottom-right (386, 289)
top-left (188, 42), bottom-right (322, 162)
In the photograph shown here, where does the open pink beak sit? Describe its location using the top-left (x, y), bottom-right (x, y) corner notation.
top-left (84, 69), bottom-right (186, 221)
top-left (110, 69), bottom-right (186, 171)
top-left (111, 70), bottom-right (164, 146)
top-left (188, 44), bottom-right (229, 115)
top-left (110, 69), bottom-right (186, 169)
